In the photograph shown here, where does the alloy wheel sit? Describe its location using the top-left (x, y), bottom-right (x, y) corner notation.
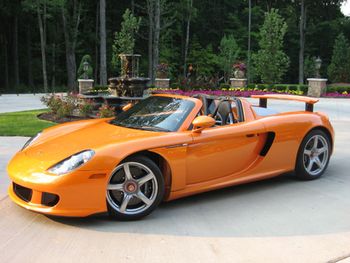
top-left (107, 162), bottom-right (158, 215)
top-left (303, 134), bottom-right (329, 176)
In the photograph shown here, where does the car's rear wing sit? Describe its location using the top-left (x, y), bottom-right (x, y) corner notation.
top-left (251, 94), bottom-right (319, 112)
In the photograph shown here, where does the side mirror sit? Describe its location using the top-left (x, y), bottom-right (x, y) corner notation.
top-left (122, 103), bottom-right (133, 112)
top-left (192, 116), bottom-right (215, 133)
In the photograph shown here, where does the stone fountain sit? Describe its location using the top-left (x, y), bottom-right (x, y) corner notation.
top-left (108, 54), bottom-right (150, 97)
top-left (78, 54), bottom-right (149, 115)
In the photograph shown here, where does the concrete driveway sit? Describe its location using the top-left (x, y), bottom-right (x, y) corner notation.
top-left (1, 97), bottom-right (350, 262)
top-left (0, 94), bottom-right (46, 113)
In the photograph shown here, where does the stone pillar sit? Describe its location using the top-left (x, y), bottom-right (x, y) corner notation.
top-left (78, 79), bottom-right (94, 94)
top-left (155, 78), bottom-right (170, 89)
top-left (230, 78), bottom-right (247, 88)
top-left (307, 78), bottom-right (327, 97)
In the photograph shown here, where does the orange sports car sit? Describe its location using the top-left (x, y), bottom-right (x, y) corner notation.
top-left (7, 93), bottom-right (334, 220)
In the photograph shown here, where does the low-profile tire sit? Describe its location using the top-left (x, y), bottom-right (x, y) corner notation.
top-left (106, 156), bottom-right (165, 221)
top-left (295, 129), bottom-right (331, 180)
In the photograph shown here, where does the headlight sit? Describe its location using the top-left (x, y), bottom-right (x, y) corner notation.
top-left (22, 132), bottom-right (42, 150)
top-left (48, 150), bottom-right (95, 175)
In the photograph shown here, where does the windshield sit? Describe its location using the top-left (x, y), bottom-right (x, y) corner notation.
top-left (110, 96), bottom-right (195, 132)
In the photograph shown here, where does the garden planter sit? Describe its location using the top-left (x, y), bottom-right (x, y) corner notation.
top-left (155, 78), bottom-right (170, 88)
top-left (230, 78), bottom-right (247, 88)
top-left (307, 78), bottom-right (327, 97)
top-left (78, 79), bottom-right (94, 94)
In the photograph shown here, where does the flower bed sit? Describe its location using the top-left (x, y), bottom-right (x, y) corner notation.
top-left (150, 87), bottom-right (304, 97)
top-left (150, 87), bottom-right (350, 98)
top-left (322, 92), bottom-right (350, 98)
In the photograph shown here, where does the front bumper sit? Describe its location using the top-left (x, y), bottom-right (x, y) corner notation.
top-left (7, 152), bottom-right (109, 217)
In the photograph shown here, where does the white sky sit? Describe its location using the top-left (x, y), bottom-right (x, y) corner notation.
top-left (341, 0), bottom-right (350, 16)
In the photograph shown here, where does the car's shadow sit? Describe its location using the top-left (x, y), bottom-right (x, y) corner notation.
top-left (46, 165), bottom-right (350, 237)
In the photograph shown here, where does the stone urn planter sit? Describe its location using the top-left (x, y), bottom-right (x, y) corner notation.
top-left (155, 63), bottom-right (170, 88)
top-left (231, 62), bottom-right (247, 88)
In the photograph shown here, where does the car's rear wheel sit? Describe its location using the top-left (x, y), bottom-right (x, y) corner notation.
top-left (295, 129), bottom-right (331, 180)
top-left (106, 156), bottom-right (164, 220)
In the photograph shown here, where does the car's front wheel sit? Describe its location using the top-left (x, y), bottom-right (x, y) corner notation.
top-left (295, 129), bottom-right (331, 180)
top-left (106, 156), bottom-right (164, 220)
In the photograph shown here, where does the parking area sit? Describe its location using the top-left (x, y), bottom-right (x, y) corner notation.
top-left (1, 96), bottom-right (350, 262)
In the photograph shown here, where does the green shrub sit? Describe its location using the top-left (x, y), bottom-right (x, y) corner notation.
top-left (220, 83), bottom-right (231, 89)
top-left (288, 85), bottom-right (298, 91)
top-left (57, 101), bottom-right (74, 118)
top-left (41, 95), bottom-right (63, 114)
top-left (327, 86), bottom-right (350, 93)
top-left (274, 85), bottom-right (286, 91)
top-left (170, 83), bottom-right (179, 89)
top-left (298, 85), bottom-right (308, 94)
top-left (247, 83), bottom-right (256, 89)
top-left (256, 84), bottom-right (273, 91)
top-left (56, 95), bottom-right (76, 118)
top-left (98, 104), bottom-right (115, 118)
top-left (327, 86), bottom-right (336, 93)
top-left (79, 100), bottom-right (94, 117)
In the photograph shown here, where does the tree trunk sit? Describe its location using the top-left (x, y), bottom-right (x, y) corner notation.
top-left (131, 0), bottom-right (135, 15)
top-left (37, 6), bottom-right (48, 92)
top-left (26, 25), bottom-right (34, 88)
top-left (61, 3), bottom-right (81, 91)
top-left (62, 10), bottom-right (76, 90)
top-left (247, 0), bottom-right (252, 83)
top-left (51, 43), bottom-right (56, 89)
top-left (152, 0), bottom-right (161, 83)
top-left (299, 0), bottom-right (306, 84)
top-left (3, 37), bottom-right (9, 92)
top-left (183, 0), bottom-right (192, 77)
top-left (95, 1), bottom-right (99, 83)
top-left (13, 15), bottom-right (19, 88)
top-left (147, 0), bottom-right (154, 82)
top-left (100, 0), bottom-right (107, 85)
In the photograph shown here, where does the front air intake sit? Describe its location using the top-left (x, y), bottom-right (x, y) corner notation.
top-left (41, 192), bottom-right (59, 207)
top-left (13, 182), bottom-right (32, 202)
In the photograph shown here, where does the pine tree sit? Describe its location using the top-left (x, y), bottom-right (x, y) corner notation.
top-left (253, 9), bottom-right (290, 84)
top-left (327, 33), bottom-right (350, 83)
top-left (111, 9), bottom-right (141, 73)
top-left (218, 35), bottom-right (240, 82)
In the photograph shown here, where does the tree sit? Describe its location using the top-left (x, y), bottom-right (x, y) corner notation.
top-left (99, 0), bottom-right (107, 85)
top-left (61, 0), bottom-right (82, 91)
top-left (111, 9), bottom-right (141, 72)
top-left (298, 0), bottom-right (306, 84)
top-left (304, 56), bottom-right (316, 79)
top-left (22, 0), bottom-right (58, 92)
top-left (253, 9), bottom-right (290, 84)
top-left (183, 0), bottom-right (193, 77)
top-left (188, 39), bottom-right (218, 78)
top-left (247, 0), bottom-right (252, 83)
top-left (327, 33), bottom-right (350, 83)
top-left (218, 35), bottom-right (240, 82)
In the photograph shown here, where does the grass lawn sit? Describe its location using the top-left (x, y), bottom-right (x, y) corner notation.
top-left (0, 109), bottom-right (56, 136)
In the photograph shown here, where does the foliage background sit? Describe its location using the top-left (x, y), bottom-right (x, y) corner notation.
top-left (0, 0), bottom-right (349, 93)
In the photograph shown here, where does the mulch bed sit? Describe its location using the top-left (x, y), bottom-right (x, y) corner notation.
top-left (38, 112), bottom-right (91, 124)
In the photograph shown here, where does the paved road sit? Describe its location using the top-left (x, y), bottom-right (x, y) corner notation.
top-left (1, 97), bottom-right (350, 262)
top-left (0, 94), bottom-right (46, 113)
